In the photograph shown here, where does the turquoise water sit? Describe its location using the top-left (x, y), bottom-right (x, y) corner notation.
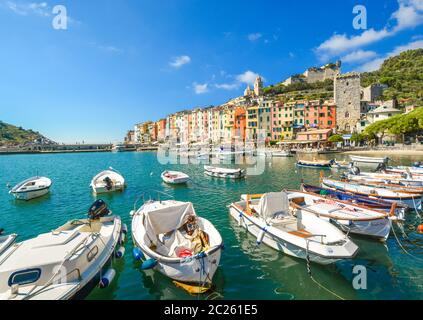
top-left (0, 151), bottom-right (422, 300)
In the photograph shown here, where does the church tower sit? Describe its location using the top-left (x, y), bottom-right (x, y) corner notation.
top-left (254, 76), bottom-right (263, 96)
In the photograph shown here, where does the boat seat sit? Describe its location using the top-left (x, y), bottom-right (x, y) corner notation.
top-left (289, 229), bottom-right (313, 238)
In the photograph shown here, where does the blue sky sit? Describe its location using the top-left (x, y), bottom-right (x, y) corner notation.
top-left (0, 0), bottom-right (422, 143)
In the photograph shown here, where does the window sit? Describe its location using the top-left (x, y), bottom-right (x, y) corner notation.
top-left (345, 112), bottom-right (350, 118)
top-left (8, 269), bottom-right (41, 286)
top-left (87, 246), bottom-right (99, 262)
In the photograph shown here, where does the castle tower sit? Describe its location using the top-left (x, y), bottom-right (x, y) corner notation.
top-left (254, 76), bottom-right (263, 96)
top-left (244, 85), bottom-right (253, 97)
top-left (334, 72), bottom-right (362, 133)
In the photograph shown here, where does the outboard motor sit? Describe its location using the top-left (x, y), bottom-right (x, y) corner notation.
top-left (88, 199), bottom-right (110, 220)
top-left (375, 163), bottom-right (386, 172)
top-left (349, 166), bottom-right (361, 176)
top-left (103, 176), bottom-right (113, 191)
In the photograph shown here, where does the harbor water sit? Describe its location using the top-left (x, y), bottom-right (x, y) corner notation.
top-left (0, 151), bottom-right (422, 300)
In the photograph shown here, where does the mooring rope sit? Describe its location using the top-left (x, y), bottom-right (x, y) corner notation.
top-left (305, 239), bottom-right (345, 300)
top-left (390, 220), bottom-right (423, 262)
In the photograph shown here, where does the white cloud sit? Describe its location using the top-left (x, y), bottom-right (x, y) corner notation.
top-left (316, 29), bottom-right (391, 60)
top-left (392, 0), bottom-right (423, 31)
top-left (358, 39), bottom-right (423, 72)
top-left (4, 1), bottom-right (50, 16)
top-left (98, 45), bottom-right (123, 54)
top-left (248, 33), bottom-right (262, 42)
top-left (169, 55), bottom-right (191, 68)
top-left (214, 83), bottom-right (240, 91)
top-left (341, 50), bottom-right (378, 63)
top-left (236, 70), bottom-right (263, 86)
top-left (316, 0), bottom-right (423, 61)
top-left (193, 82), bottom-right (209, 94)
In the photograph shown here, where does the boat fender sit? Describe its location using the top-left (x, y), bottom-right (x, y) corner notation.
top-left (141, 258), bottom-right (157, 270)
top-left (115, 246), bottom-right (125, 259)
top-left (121, 224), bottom-right (128, 234)
top-left (133, 247), bottom-right (145, 261)
top-left (238, 213), bottom-right (243, 226)
top-left (418, 225), bottom-right (423, 234)
top-left (119, 233), bottom-right (126, 244)
top-left (99, 268), bottom-right (116, 289)
top-left (129, 210), bottom-right (135, 217)
top-left (257, 228), bottom-right (267, 245)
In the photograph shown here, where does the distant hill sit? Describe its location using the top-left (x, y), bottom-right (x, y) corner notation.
top-left (263, 49), bottom-right (423, 105)
top-left (0, 121), bottom-right (54, 146)
top-left (361, 49), bottom-right (423, 105)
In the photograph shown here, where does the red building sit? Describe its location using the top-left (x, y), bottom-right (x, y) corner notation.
top-left (305, 100), bottom-right (336, 130)
top-left (234, 107), bottom-right (247, 142)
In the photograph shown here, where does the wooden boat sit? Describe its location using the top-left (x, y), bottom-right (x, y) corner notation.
top-left (322, 178), bottom-right (422, 210)
top-left (90, 168), bottom-right (125, 194)
top-left (9, 177), bottom-right (52, 201)
top-left (131, 200), bottom-right (223, 289)
top-left (346, 171), bottom-right (423, 187)
top-left (345, 179), bottom-right (423, 196)
top-left (301, 184), bottom-right (407, 220)
top-left (0, 200), bottom-right (124, 300)
top-left (385, 166), bottom-right (423, 177)
top-left (229, 192), bottom-right (358, 265)
top-left (287, 191), bottom-right (392, 240)
top-left (296, 159), bottom-right (333, 169)
top-left (161, 171), bottom-right (190, 185)
top-left (204, 166), bottom-right (246, 179)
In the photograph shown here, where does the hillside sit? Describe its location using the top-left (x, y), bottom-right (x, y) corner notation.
top-left (361, 49), bottom-right (423, 105)
top-left (263, 49), bottom-right (423, 105)
top-left (0, 121), bottom-right (54, 146)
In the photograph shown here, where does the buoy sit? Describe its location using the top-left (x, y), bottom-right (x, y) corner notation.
top-left (115, 246), bottom-right (125, 259)
top-left (141, 258), bottom-right (158, 270)
top-left (133, 247), bottom-right (145, 261)
top-left (129, 210), bottom-right (135, 217)
top-left (121, 224), bottom-right (128, 234)
top-left (119, 233), bottom-right (126, 244)
top-left (99, 268), bottom-right (116, 289)
top-left (418, 224), bottom-right (423, 234)
top-left (257, 228), bottom-right (266, 245)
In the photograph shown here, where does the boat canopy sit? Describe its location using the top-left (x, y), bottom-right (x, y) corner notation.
top-left (258, 192), bottom-right (289, 220)
top-left (145, 202), bottom-right (196, 238)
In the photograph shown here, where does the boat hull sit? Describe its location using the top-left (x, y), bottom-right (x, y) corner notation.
top-left (11, 187), bottom-right (50, 201)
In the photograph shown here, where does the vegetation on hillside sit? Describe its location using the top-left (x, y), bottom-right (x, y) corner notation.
top-left (363, 107), bottom-right (423, 141)
top-left (0, 121), bottom-right (52, 146)
top-left (361, 49), bottom-right (423, 105)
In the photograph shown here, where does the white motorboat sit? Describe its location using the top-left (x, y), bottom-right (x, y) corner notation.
top-left (287, 191), bottom-right (391, 240)
top-left (0, 232), bottom-right (17, 256)
top-left (330, 160), bottom-right (352, 170)
top-left (0, 200), bottom-right (124, 300)
top-left (111, 144), bottom-right (125, 152)
top-left (271, 150), bottom-right (293, 157)
top-left (161, 171), bottom-right (190, 185)
top-left (204, 166), bottom-right (246, 179)
top-left (322, 179), bottom-right (422, 210)
top-left (9, 177), bottom-right (52, 201)
top-left (229, 192), bottom-right (358, 265)
top-left (350, 155), bottom-right (389, 169)
top-left (90, 168), bottom-right (125, 194)
top-left (131, 200), bottom-right (223, 290)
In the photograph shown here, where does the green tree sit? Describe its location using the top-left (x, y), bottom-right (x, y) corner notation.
top-left (328, 134), bottom-right (344, 143)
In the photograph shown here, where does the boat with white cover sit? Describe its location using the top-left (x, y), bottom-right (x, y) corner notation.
top-left (131, 200), bottom-right (223, 288)
top-left (90, 168), bottom-right (125, 194)
top-left (271, 150), bottom-right (293, 157)
top-left (0, 200), bottom-right (123, 300)
top-left (204, 166), bottom-right (246, 179)
top-left (297, 159), bottom-right (333, 169)
top-left (229, 192), bottom-right (358, 265)
top-left (161, 171), bottom-right (190, 185)
top-left (322, 178), bottom-right (422, 210)
top-left (286, 191), bottom-right (392, 240)
top-left (9, 177), bottom-right (52, 201)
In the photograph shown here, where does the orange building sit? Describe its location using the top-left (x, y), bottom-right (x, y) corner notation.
top-left (305, 100), bottom-right (336, 130)
top-left (156, 119), bottom-right (167, 142)
top-left (234, 107), bottom-right (247, 142)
